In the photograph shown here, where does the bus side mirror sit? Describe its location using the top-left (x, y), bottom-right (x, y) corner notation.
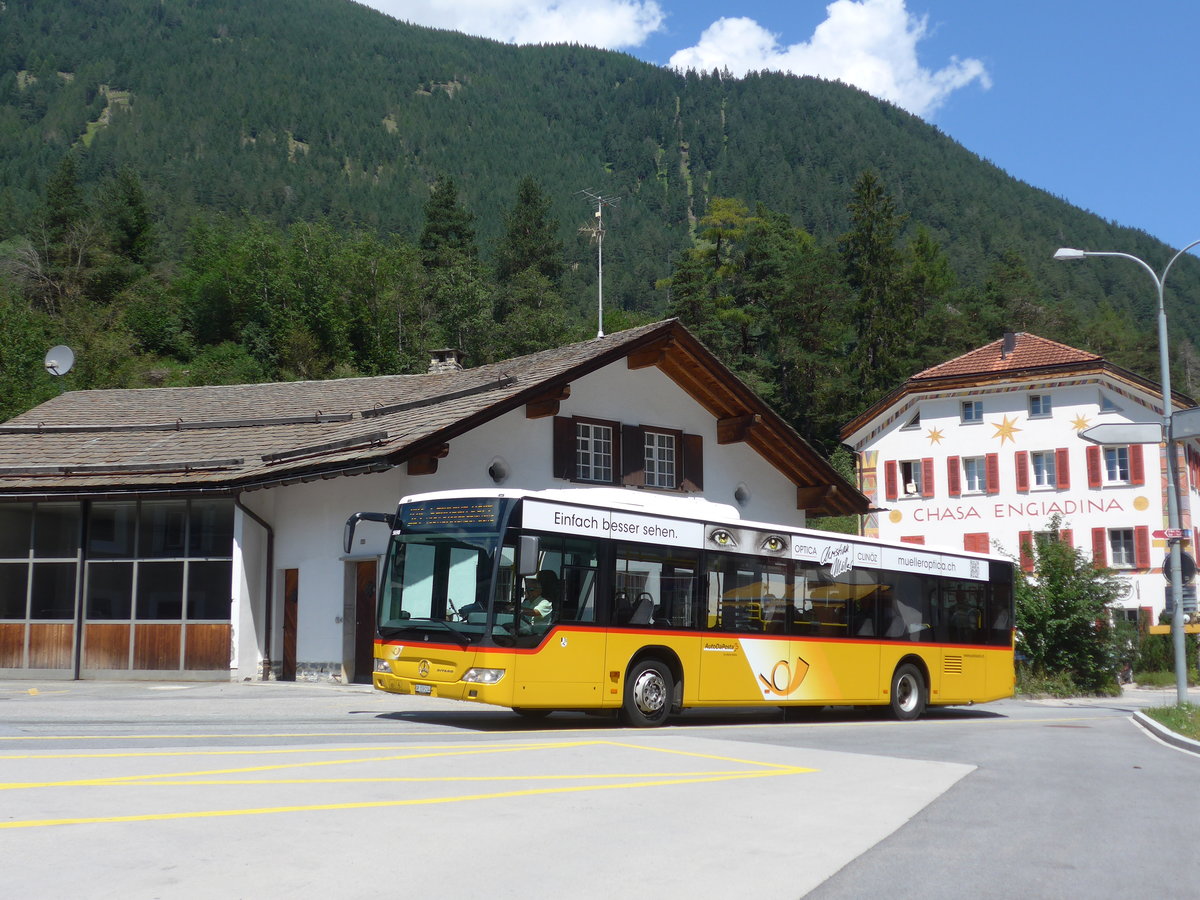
top-left (344, 511), bottom-right (395, 554)
top-left (518, 535), bottom-right (540, 576)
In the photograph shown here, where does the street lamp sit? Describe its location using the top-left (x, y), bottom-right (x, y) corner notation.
top-left (1055, 240), bottom-right (1200, 705)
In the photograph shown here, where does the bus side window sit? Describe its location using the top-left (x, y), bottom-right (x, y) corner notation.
top-left (560, 565), bottom-right (597, 622)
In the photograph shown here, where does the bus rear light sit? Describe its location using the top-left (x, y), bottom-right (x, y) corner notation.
top-left (462, 668), bottom-right (506, 684)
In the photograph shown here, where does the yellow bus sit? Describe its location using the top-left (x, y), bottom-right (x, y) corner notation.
top-left (345, 488), bottom-right (1015, 726)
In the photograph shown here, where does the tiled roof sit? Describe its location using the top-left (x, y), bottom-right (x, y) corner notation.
top-left (0, 320), bottom-right (869, 515)
top-left (911, 333), bottom-right (1101, 380)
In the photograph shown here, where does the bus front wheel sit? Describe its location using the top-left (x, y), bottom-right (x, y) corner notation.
top-left (889, 663), bottom-right (926, 721)
top-left (621, 659), bottom-right (673, 727)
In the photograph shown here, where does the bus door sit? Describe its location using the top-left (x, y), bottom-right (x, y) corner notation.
top-left (699, 554), bottom-right (791, 702)
top-left (509, 538), bottom-right (607, 708)
top-left (935, 580), bottom-right (987, 703)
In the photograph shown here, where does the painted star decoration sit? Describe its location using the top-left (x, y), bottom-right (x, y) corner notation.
top-left (991, 415), bottom-right (1022, 445)
top-left (926, 428), bottom-right (945, 445)
top-left (1070, 413), bottom-right (1091, 432)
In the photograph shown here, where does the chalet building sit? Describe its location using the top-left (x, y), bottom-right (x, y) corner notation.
top-left (0, 319), bottom-right (866, 681)
top-left (841, 332), bottom-right (1200, 623)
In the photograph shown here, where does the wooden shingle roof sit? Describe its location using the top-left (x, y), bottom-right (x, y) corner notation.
top-left (0, 320), bottom-right (868, 516)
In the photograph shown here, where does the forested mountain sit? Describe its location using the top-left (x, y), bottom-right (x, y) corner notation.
top-left (3, 0), bottom-right (1199, 457)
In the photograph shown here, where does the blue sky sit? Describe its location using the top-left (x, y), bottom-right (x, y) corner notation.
top-left (364, 1), bottom-right (1200, 252)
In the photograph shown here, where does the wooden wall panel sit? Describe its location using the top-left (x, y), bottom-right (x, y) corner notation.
top-left (184, 624), bottom-right (231, 670)
top-left (28, 624), bottom-right (73, 669)
top-left (0, 623), bottom-right (24, 668)
top-left (134, 624), bottom-right (180, 670)
top-left (83, 624), bottom-right (130, 670)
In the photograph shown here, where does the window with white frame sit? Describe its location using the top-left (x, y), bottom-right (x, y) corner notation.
top-left (899, 460), bottom-right (922, 496)
top-left (901, 410), bottom-right (921, 430)
top-left (962, 456), bottom-right (986, 493)
top-left (1029, 394), bottom-right (1052, 417)
top-left (1109, 529), bottom-right (1135, 568)
top-left (961, 400), bottom-right (983, 423)
top-left (1030, 450), bottom-right (1057, 487)
top-left (1104, 446), bottom-right (1130, 483)
top-left (575, 421), bottom-right (614, 483)
top-left (644, 430), bottom-right (677, 489)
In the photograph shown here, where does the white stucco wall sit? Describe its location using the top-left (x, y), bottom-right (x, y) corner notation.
top-left (849, 376), bottom-right (1197, 619)
top-left (235, 358), bottom-right (821, 673)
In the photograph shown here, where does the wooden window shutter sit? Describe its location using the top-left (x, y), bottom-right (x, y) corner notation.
top-left (964, 533), bottom-right (989, 554)
top-left (1055, 448), bottom-right (1071, 490)
top-left (946, 457), bottom-right (961, 497)
top-left (552, 416), bottom-right (575, 480)
top-left (1086, 445), bottom-right (1102, 487)
top-left (1129, 444), bottom-right (1145, 485)
top-left (621, 424), bottom-right (645, 486)
top-left (1135, 526), bottom-right (1151, 569)
top-left (901, 535), bottom-right (925, 545)
top-left (1014, 451), bottom-right (1029, 493)
top-left (1018, 531), bottom-right (1034, 572)
top-left (920, 457), bottom-right (935, 498)
top-left (885, 461), bottom-right (899, 501)
top-left (1091, 528), bottom-right (1107, 568)
top-left (985, 453), bottom-right (1000, 495)
top-left (1060, 528), bottom-right (1073, 548)
top-left (680, 433), bottom-right (704, 492)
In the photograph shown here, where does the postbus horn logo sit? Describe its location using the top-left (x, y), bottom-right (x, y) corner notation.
top-left (757, 656), bottom-right (810, 697)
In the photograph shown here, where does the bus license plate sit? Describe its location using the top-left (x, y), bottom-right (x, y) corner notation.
top-left (414, 684), bottom-right (432, 695)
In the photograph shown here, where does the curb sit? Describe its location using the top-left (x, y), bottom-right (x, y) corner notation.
top-left (1133, 710), bottom-right (1200, 755)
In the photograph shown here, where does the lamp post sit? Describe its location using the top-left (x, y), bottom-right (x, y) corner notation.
top-left (1055, 240), bottom-right (1200, 705)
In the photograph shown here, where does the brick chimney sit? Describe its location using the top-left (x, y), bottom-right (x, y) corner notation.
top-left (427, 348), bottom-right (465, 374)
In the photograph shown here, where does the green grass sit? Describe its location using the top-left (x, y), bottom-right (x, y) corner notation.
top-left (1144, 704), bottom-right (1200, 741)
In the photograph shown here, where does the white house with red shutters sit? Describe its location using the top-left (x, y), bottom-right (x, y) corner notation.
top-left (841, 332), bottom-right (1200, 623)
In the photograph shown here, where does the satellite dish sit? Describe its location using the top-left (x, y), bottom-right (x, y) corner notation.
top-left (45, 345), bottom-right (75, 377)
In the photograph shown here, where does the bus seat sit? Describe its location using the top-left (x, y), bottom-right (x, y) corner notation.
top-left (629, 595), bottom-right (654, 625)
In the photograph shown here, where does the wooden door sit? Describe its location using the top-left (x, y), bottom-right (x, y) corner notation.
top-left (352, 560), bottom-right (376, 684)
top-left (281, 568), bottom-right (298, 681)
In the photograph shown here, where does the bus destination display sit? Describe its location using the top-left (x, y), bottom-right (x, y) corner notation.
top-left (400, 499), bottom-right (504, 532)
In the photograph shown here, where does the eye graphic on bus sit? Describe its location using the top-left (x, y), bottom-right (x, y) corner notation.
top-left (707, 528), bottom-right (789, 556)
top-left (709, 528), bottom-right (737, 547)
top-left (757, 656), bottom-right (810, 697)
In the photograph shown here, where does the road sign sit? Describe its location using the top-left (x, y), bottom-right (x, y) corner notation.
top-left (1172, 407), bottom-right (1200, 441)
top-left (1163, 551), bottom-right (1197, 586)
top-left (1079, 422), bottom-right (1163, 445)
top-left (1154, 528), bottom-right (1192, 540)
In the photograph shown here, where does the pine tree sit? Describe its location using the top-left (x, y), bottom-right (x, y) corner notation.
top-left (494, 176), bottom-right (564, 288)
top-left (840, 171), bottom-right (911, 406)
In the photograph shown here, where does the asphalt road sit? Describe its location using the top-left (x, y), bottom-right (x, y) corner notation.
top-left (1, 681), bottom-right (1197, 899)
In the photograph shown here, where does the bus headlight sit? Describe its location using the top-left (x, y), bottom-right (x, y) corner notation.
top-left (462, 668), bottom-right (506, 684)
top-left (373, 659), bottom-right (391, 674)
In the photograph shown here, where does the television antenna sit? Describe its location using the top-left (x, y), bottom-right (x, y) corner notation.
top-left (578, 189), bottom-right (619, 337)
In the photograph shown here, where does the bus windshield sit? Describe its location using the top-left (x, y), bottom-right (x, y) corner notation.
top-left (378, 533), bottom-right (497, 643)
top-left (377, 496), bottom-right (522, 644)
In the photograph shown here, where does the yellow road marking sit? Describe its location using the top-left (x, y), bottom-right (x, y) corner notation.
top-left (0, 738), bottom-right (815, 828)
top-left (0, 767), bottom-right (808, 830)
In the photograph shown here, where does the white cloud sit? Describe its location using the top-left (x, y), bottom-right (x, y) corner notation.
top-left (667, 0), bottom-right (990, 119)
top-left (361, 1), bottom-right (665, 50)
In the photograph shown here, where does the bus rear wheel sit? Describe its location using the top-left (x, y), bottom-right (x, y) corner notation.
top-left (889, 663), bottom-right (926, 721)
top-left (620, 659), bottom-right (673, 727)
